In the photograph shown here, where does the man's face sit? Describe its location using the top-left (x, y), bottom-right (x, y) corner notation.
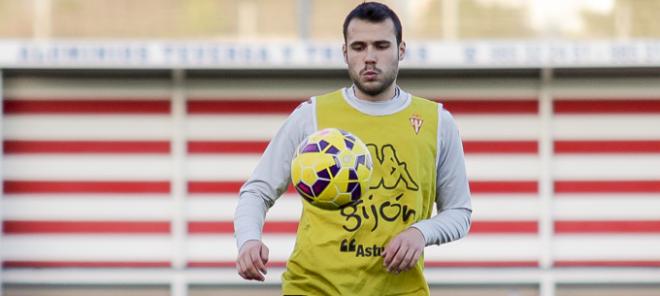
top-left (343, 18), bottom-right (405, 97)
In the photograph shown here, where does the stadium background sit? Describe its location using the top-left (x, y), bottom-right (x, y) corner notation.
top-left (1, 1), bottom-right (660, 295)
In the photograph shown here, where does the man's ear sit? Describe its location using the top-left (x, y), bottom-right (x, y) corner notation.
top-left (342, 43), bottom-right (348, 64)
top-left (399, 41), bottom-right (406, 61)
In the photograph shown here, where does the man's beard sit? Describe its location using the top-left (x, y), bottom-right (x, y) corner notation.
top-left (349, 65), bottom-right (398, 97)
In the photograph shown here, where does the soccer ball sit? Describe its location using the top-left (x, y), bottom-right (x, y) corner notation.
top-left (291, 128), bottom-right (373, 210)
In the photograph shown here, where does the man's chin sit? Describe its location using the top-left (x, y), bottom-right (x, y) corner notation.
top-left (358, 86), bottom-right (386, 97)
top-left (359, 80), bottom-right (382, 90)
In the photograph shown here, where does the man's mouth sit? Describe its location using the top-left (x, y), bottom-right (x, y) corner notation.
top-left (362, 70), bottom-right (379, 81)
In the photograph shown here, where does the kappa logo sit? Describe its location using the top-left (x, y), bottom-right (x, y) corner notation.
top-left (366, 144), bottom-right (419, 191)
top-left (340, 239), bottom-right (384, 257)
top-left (409, 113), bottom-right (423, 135)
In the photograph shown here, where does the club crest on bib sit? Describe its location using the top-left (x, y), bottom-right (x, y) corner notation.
top-left (409, 113), bottom-right (423, 135)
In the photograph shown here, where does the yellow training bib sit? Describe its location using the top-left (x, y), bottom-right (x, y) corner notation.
top-left (282, 89), bottom-right (439, 296)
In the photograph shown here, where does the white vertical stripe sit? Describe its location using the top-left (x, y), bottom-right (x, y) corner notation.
top-left (0, 69), bottom-right (5, 295)
top-left (554, 115), bottom-right (660, 140)
top-left (2, 236), bottom-right (172, 260)
top-left (3, 155), bottom-right (172, 180)
top-left (552, 77), bottom-right (660, 97)
top-left (186, 155), bottom-right (257, 179)
top-left (185, 78), bottom-right (337, 98)
top-left (554, 156), bottom-right (660, 179)
top-left (4, 115), bottom-right (173, 140)
top-left (554, 236), bottom-right (660, 260)
top-left (472, 198), bottom-right (540, 220)
top-left (465, 155), bottom-right (540, 180)
top-left (187, 155), bottom-right (542, 180)
top-left (2, 197), bottom-right (172, 220)
top-left (187, 115), bottom-right (284, 140)
top-left (186, 114), bottom-right (544, 141)
top-left (453, 115), bottom-right (541, 140)
top-left (185, 196), bottom-right (539, 221)
top-left (5, 77), bottom-right (172, 98)
top-left (187, 235), bottom-right (542, 262)
top-left (187, 236), bottom-right (295, 262)
top-left (424, 236), bottom-right (541, 261)
top-left (554, 196), bottom-right (660, 220)
top-left (187, 196), bottom-right (301, 221)
top-left (538, 68), bottom-right (554, 276)
top-left (172, 274), bottom-right (186, 296)
top-left (540, 274), bottom-right (555, 296)
top-left (171, 69), bottom-right (187, 272)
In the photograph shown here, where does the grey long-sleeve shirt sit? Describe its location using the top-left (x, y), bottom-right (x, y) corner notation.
top-left (234, 86), bottom-right (472, 250)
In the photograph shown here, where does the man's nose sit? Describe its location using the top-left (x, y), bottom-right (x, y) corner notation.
top-left (364, 47), bottom-right (377, 64)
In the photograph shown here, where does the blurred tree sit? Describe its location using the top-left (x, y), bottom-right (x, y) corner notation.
top-left (458, 0), bottom-right (534, 39)
top-left (311, 0), bottom-right (377, 40)
top-left (580, 7), bottom-right (616, 39)
top-left (408, 0), bottom-right (444, 40)
top-left (1, 0), bottom-right (658, 40)
top-left (619, 0), bottom-right (660, 38)
top-left (0, 0), bottom-right (34, 37)
top-left (255, 0), bottom-right (297, 38)
top-left (182, 0), bottom-right (236, 38)
top-left (49, 0), bottom-right (239, 38)
top-left (580, 0), bottom-right (660, 39)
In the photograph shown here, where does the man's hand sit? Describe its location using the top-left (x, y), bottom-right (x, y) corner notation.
top-left (382, 227), bottom-right (425, 273)
top-left (236, 240), bottom-right (269, 281)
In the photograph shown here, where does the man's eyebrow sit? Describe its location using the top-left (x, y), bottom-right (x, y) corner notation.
top-left (349, 40), bottom-right (391, 46)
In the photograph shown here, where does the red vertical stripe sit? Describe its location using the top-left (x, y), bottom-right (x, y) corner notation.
top-left (187, 221), bottom-right (234, 233)
top-left (187, 181), bottom-right (296, 194)
top-left (3, 261), bottom-right (171, 268)
top-left (187, 261), bottom-right (287, 268)
top-left (188, 221), bottom-right (537, 234)
top-left (4, 181), bottom-right (170, 194)
top-left (3, 99), bottom-right (170, 114)
top-left (425, 261), bottom-right (539, 268)
top-left (469, 221), bottom-right (538, 234)
top-left (187, 181), bottom-right (243, 193)
top-left (554, 260), bottom-right (660, 267)
top-left (4, 140), bottom-right (170, 154)
top-left (469, 181), bottom-right (538, 194)
top-left (554, 99), bottom-right (660, 113)
top-left (555, 181), bottom-right (660, 193)
top-left (555, 221), bottom-right (660, 233)
top-left (187, 221), bottom-right (298, 234)
top-left (439, 100), bottom-right (538, 114)
top-left (188, 141), bottom-right (268, 153)
top-left (463, 141), bottom-right (538, 154)
top-left (554, 140), bottom-right (660, 153)
top-left (187, 140), bottom-right (539, 154)
top-left (187, 100), bottom-right (301, 114)
top-left (3, 221), bottom-right (170, 234)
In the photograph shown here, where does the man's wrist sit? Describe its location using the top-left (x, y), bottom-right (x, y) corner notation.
top-left (237, 237), bottom-right (261, 251)
top-left (409, 225), bottom-right (429, 246)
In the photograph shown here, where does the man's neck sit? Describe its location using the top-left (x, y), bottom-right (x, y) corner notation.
top-left (353, 84), bottom-right (398, 102)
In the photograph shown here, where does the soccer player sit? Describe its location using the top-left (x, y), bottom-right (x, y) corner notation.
top-left (234, 2), bottom-right (472, 295)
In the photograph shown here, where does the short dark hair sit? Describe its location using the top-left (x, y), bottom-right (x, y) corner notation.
top-left (343, 2), bottom-right (403, 45)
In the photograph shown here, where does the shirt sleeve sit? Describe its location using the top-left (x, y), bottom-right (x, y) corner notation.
top-left (234, 99), bottom-right (316, 250)
top-left (411, 105), bottom-right (473, 246)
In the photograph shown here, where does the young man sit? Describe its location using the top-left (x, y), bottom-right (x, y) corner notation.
top-left (234, 2), bottom-right (472, 295)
